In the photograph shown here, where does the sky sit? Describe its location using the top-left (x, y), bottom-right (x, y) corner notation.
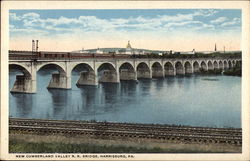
top-left (9, 9), bottom-right (241, 52)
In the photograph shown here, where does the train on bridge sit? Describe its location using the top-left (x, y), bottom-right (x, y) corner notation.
top-left (8, 50), bottom-right (241, 60)
top-left (9, 50), bottom-right (133, 60)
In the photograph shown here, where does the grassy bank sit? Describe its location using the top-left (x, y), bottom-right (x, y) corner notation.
top-left (10, 139), bottom-right (173, 153)
top-left (199, 69), bottom-right (223, 75)
top-left (224, 68), bottom-right (241, 76)
top-left (223, 61), bottom-right (242, 76)
top-left (9, 133), bottom-right (241, 153)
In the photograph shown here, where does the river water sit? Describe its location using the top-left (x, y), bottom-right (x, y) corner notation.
top-left (9, 70), bottom-right (241, 128)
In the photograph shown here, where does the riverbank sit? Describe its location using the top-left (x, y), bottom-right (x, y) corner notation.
top-left (197, 68), bottom-right (241, 76)
top-left (224, 68), bottom-right (241, 76)
top-left (9, 133), bottom-right (241, 153)
top-left (9, 118), bottom-right (242, 153)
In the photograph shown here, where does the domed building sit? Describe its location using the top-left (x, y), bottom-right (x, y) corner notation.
top-left (125, 41), bottom-right (133, 55)
top-left (72, 40), bottom-right (167, 55)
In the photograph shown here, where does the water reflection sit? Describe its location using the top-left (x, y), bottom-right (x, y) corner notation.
top-left (120, 81), bottom-right (137, 106)
top-left (138, 79), bottom-right (152, 96)
top-left (164, 76), bottom-right (175, 87)
top-left (100, 83), bottom-right (119, 111)
top-left (79, 86), bottom-right (98, 112)
top-left (10, 93), bottom-right (33, 117)
top-left (120, 81), bottom-right (137, 97)
top-left (48, 89), bottom-right (69, 118)
top-left (9, 72), bottom-right (241, 128)
top-left (154, 78), bottom-right (164, 91)
top-left (176, 75), bottom-right (184, 87)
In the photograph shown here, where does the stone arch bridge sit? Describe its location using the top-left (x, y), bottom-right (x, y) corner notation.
top-left (9, 57), bottom-right (240, 93)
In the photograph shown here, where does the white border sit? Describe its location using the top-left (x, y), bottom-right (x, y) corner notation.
top-left (1, 1), bottom-right (250, 160)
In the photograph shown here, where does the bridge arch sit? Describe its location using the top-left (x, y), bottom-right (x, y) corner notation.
top-left (232, 60), bottom-right (236, 66)
top-left (184, 61), bottom-right (192, 74)
top-left (97, 62), bottom-right (118, 83)
top-left (219, 61), bottom-right (223, 69)
top-left (175, 61), bottom-right (184, 75)
top-left (228, 60), bottom-right (232, 69)
top-left (119, 62), bottom-right (136, 80)
top-left (71, 62), bottom-right (94, 73)
top-left (151, 62), bottom-right (164, 78)
top-left (71, 63), bottom-right (96, 86)
top-left (200, 61), bottom-right (207, 71)
top-left (37, 63), bottom-right (69, 89)
top-left (213, 61), bottom-right (219, 69)
top-left (224, 61), bottom-right (228, 69)
top-left (9, 63), bottom-right (35, 93)
top-left (9, 63), bottom-right (31, 76)
top-left (207, 61), bottom-right (213, 70)
top-left (137, 62), bottom-right (151, 78)
top-left (37, 62), bottom-right (66, 75)
top-left (236, 60), bottom-right (242, 65)
top-left (164, 62), bottom-right (175, 76)
top-left (193, 61), bottom-right (200, 73)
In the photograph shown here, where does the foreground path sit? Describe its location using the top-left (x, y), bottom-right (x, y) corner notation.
top-left (9, 118), bottom-right (242, 146)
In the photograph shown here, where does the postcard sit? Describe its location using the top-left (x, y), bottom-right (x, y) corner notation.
top-left (1, 1), bottom-right (250, 161)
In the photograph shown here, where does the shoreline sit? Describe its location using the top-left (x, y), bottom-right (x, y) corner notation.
top-left (9, 118), bottom-right (242, 153)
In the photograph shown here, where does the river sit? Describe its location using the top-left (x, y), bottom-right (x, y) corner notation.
top-left (9, 69), bottom-right (241, 128)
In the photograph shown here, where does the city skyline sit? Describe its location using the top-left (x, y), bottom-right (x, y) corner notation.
top-left (9, 9), bottom-right (241, 52)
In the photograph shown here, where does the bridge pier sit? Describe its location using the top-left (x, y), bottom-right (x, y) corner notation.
top-left (176, 69), bottom-right (185, 75)
top-left (99, 70), bottom-right (120, 83)
top-left (137, 70), bottom-right (152, 79)
top-left (152, 69), bottom-right (164, 78)
top-left (185, 67), bottom-right (193, 74)
top-left (47, 73), bottom-right (71, 89)
top-left (76, 71), bottom-right (98, 86)
top-left (11, 75), bottom-right (36, 94)
top-left (165, 70), bottom-right (176, 76)
top-left (120, 69), bottom-right (137, 81)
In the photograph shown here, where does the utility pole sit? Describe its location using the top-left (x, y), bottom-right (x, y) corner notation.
top-left (32, 40), bottom-right (35, 52)
top-left (36, 40), bottom-right (39, 52)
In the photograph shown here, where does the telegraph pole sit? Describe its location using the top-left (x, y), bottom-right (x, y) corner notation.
top-left (32, 40), bottom-right (35, 52)
top-left (36, 40), bottom-right (39, 52)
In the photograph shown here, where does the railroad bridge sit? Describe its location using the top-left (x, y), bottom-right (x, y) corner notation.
top-left (9, 51), bottom-right (241, 93)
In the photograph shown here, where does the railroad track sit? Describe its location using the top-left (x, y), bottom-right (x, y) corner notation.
top-left (9, 118), bottom-right (242, 146)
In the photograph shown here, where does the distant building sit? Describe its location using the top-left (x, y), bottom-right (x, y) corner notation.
top-left (72, 41), bottom-right (168, 55)
top-left (125, 41), bottom-right (133, 55)
top-left (96, 48), bottom-right (103, 54)
top-left (192, 49), bottom-right (196, 54)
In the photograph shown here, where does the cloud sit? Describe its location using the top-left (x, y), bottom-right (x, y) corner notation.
top-left (221, 17), bottom-right (241, 27)
top-left (9, 10), bottom-right (241, 51)
top-left (10, 11), bottom-right (217, 36)
top-left (193, 9), bottom-right (218, 17)
top-left (22, 12), bottom-right (40, 19)
top-left (9, 9), bottom-right (240, 46)
top-left (210, 17), bottom-right (227, 24)
top-left (164, 21), bottom-right (201, 28)
top-left (9, 13), bottom-right (21, 21)
top-left (221, 21), bottom-right (237, 27)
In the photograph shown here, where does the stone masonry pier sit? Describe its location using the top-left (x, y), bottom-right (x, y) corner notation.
top-left (9, 57), bottom-right (240, 93)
